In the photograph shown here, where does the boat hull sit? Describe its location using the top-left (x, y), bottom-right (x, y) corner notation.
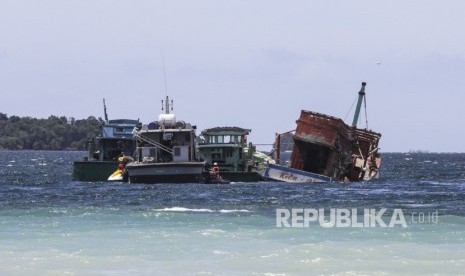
top-left (219, 172), bottom-right (264, 182)
top-left (125, 162), bottom-right (205, 184)
top-left (204, 171), bottom-right (264, 183)
top-left (72, 161), bottom-right (118, 182)
top-left (263, 163), bottom-right (332, 183)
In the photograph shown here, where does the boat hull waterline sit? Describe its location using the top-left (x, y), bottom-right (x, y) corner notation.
top-left (125, 162), bottom-right (205, 184)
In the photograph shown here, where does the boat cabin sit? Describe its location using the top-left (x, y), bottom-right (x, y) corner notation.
top-left (87, 119), bottom-right (139, 161)
top-left (132, 116), bottom-right (198, 164)
top-left (198, 127), bottom-right (254, 172)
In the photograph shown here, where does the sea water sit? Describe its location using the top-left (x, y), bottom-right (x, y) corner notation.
top-left (0, 151), bottom-right (464, 275)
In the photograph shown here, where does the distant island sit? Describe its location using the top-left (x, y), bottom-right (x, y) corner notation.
top-left (0, 112), bottom-right (296, 152)
top-left (0, 113), bottom-right (102, 150)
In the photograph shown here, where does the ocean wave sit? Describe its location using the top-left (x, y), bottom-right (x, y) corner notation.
top-left (200, 229), bottom-right (227, 237)
top-left (153, 207), bottom-right (251, 213)
top-left (213, 250), bottom-right (230, 255)
top-left (219, 209), bottom-right (250, 213)
top-left (153, 207), bottom-right (214, 213)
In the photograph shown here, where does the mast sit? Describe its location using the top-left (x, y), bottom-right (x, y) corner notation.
top-left (103, 98), bottom-right (109, 124)
top-left (275, 133), bottom-right (281, 165)
top-left (352, 82), bottom-right (366, 127)
top-left (161, 96), bottom-right (173, 114)
top-left (165, 96), bottom-right (169, 114)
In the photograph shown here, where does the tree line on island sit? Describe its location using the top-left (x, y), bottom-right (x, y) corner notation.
top-left (0, 112), bottom-right (297, 152)
top-left (0, 113), bottom-right (102, 150)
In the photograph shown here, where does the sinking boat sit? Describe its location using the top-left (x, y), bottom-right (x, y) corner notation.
top-left (72, 99), bottom-right (139, 182)
top-left (123, 96), bottom-right (205, 183)
top-left (264, 82), bottom-right (381, 183)
top-left (197, 127), bottom-right (275, 182)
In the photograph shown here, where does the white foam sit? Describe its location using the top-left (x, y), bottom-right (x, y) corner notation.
top-left (219, 209), bottom-right (250, 213)
top-left (153, 207), bottom-right (214, 213)
top-left (200, 229), bottom-right (227, 236)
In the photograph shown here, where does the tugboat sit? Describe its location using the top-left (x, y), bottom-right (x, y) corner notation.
top-left (197, 127), bottom-right (274, 182)
top-left (123, 96), bottom-right (205, 183)
top-left (264, 82), bottom-right (381, 183)
top-left (72, 99), bottom-right (140, 182)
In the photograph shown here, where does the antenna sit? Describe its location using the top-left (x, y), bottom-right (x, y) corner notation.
top-left (160, 51), bottom-right (174, 115)
top-left (161, 51), bottom-right (168, 97)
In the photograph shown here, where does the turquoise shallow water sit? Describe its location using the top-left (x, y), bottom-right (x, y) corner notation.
top-left (1, 151), bottom-right (465, 275)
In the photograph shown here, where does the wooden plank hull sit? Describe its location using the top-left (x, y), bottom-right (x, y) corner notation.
top-left (288, 110), bottom-right (381, 182)
top-left (268, 83), bottom-right (381, 183)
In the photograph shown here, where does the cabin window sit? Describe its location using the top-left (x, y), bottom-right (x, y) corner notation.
top-left (102, 126), bottom-right (114, 138)
top-left (211, 149), bottom-right (223, 160)
top-left (174, 147), bottom-right (181, 157)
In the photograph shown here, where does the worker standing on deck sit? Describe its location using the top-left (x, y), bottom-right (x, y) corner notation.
top-left (211, 162), bottom-right (219, 174)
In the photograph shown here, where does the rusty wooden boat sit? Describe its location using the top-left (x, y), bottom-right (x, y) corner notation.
top-left (264, 82), bottom-right (381, 183)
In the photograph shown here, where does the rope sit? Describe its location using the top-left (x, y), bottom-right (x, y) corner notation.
top-left (344, 95), bottom-right (358, 122)
top-left (135, 133), bottom-right (173, 154)
top-left (363, 94), bottom-right (369, 129)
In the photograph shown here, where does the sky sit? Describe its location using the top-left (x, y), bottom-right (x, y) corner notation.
top-left (1, 0), bottom-right (464, 152)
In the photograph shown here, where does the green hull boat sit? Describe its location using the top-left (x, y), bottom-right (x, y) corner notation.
top-left (198, 127), bottom-right (275, 183)
top-left (72, 100), bottom-right (140, 182)
top-left (72, 160), bottom-right (119, 182)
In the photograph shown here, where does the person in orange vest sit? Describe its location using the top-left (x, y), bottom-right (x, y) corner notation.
top-left (210, 162), bottom-right (220, 180)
